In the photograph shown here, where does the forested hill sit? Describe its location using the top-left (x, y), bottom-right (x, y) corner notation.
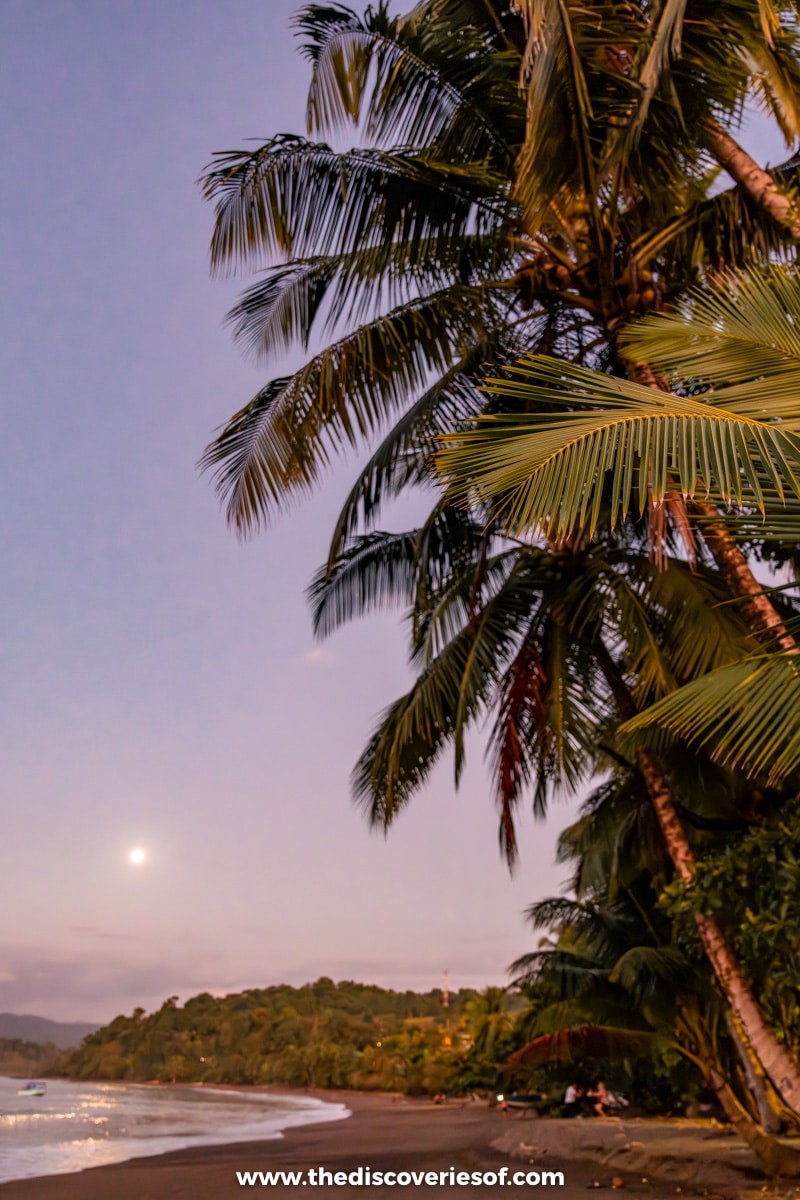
top-left (0, 1013), bottom-right (98, 1050)
top-left (59, 978), bottom-right (485, 1093)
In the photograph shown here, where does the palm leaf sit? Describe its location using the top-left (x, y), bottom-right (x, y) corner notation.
top-left (225, 259), bottom-right (335, 358)
top-left (610, 945), bottom-right (691, 990)
top-left (510, 1024), bottom-right (665, 1065)
top-left (436, 357), bottom-right (800, 540)
top-left (225, 233), bottom-right (510, 360)
top-left (515, 0), bottom-right (599, 235)
top-left (619, 651), bottom-right (800, 786)
top-left (621, 265), bottom-right (800, 387)
top-left (326, 355), bottom-right (488, 560)
top-left (626, 0), bottom-right (690, 143)
top-left (351, 577), bottom-right (518, 826)
top-left (200, 287), bottom-right (492, 532)
top-left (201, 137), bottom-right (508, 274)
top-left (307, 529), bottom-right (419, 638)
top-left (297, 3), bottom-right (511, 162)
top-left (631, 166), bottom-right (797, 271)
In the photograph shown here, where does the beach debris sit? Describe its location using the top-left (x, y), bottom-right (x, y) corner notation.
top-left (611, 1177), bottom-right (625, 1189)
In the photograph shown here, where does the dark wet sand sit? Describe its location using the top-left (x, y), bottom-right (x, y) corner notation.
top-left (0, 1089), bottom-right (790, 1200)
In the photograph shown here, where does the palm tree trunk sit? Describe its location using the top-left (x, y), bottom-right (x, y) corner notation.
top-left (637, 748), bottom-right (800, 1117)
top-left (704, 119), bottom-right (800, 238)
top-left (707, 1066), bottom-right (800, 1176)
top-left (727, 1013), bottom-right (783, 1135)
top-left (693, 505), bottom-right (798, 652)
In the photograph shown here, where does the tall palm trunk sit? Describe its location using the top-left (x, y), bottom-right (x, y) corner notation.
top-left (726, 1012), bottom-right (784, 1135)
top-left (595, 635), bottom-right (800, 1116)
top-left (704, 119), bottom-right (800, 239)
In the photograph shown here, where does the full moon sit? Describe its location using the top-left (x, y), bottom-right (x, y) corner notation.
top-left (129, 848), bottom-right (146, 865)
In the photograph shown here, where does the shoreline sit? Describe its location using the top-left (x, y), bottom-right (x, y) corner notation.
top-left (1, 1084), bottom-right (793, 1199)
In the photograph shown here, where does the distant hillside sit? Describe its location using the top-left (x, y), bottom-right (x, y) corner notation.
top-left (59, 978), bottom-right (492, 1094)
top-left (0, 1013), bottom-right (99, 1050)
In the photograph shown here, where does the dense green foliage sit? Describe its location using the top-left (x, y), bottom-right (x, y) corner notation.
top-left (59, 979), bottom-right (527, 1094)
top-left (662, 802), bottom-right (800, 1059)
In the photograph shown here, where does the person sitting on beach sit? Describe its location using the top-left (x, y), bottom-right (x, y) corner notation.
top-left (591, 1082), bottom-right (611, 1117)
top-left (561, 1083), bottom-right (583, 1118)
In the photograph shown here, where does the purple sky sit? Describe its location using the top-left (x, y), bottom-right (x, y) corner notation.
top-left (1, 2), bottom-right (791, 1024)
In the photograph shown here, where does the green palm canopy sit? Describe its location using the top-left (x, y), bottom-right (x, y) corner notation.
top-left (200, 0), bottom-right (800, 545)
top-left (436, 264), bottom-right (800, 787)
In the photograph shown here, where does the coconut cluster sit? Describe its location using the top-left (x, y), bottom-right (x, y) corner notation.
top-left (513, 254), bottom-right (662, 320)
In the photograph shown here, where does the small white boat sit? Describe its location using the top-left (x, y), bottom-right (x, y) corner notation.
top-left (17, 1081), bottom-right (47, 1097)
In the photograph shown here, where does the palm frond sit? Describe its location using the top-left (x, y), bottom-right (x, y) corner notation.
top-left (619, 651), bottom-right (800, 786)
top-left (515, 0), bottom-right (599, 235)
top-left (225, 259), bottom-right (334, 358)
top-left (326, 358), bottom-right (487, 560)
top-left (436, 357), bottom-right (800, 540)
top-left (693, 497), bottom-right (800, 542)
top-left (201, 137), bottom-right (508, 274)
top-left (631, 175), bottom-right (794, 270)
top-left (744, 33), bottom-right (800, 144)
top-left (632, 557), bottom-right (754, 684)
top-left (621, 265), bottom-right (800, 387)
top-left (296, 2), bottom-right (511, 162)
top-left (488, 632), bottom-right (549, 863)
top-left (610, 945), bottom-right (691, 991)
top-left (351, 573), bottom-right (523, 827)
top-left (225, 235), bottom-right (511, 362)
top-left (510, 1024), bottom-right (665, 1065)
top-left (201, 287), bottom-right (492, 533)
top-left (628, 0), bottom-right (689, 143)
top-left (307, 530), bottom-right (419, 638)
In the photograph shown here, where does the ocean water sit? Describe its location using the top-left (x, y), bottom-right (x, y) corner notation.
top-left (0, 1076), bottom-right (349, 1183)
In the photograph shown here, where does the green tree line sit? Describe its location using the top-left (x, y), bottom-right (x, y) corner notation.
top-left (59, 979), bottom-right (502, 1093)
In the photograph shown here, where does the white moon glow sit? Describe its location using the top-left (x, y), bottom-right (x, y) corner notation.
top-left (129, 848), bottom-right (146, 865)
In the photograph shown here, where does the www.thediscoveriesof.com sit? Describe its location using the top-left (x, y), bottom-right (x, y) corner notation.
top-left (236, 1166), bottom-right (565, 1187)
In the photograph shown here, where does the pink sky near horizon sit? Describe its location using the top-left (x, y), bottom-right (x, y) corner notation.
top-left (1, 1), bottom-right (791, 1024)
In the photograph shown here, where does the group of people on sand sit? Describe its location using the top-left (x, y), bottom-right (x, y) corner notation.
top-left (562, 1082), bottom-right (627, 1118)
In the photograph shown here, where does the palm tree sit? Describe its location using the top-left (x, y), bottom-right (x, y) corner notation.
top-left (510, 777), bottom-right (800, 1169)
top-left (309, 500), bottom-right (752, 857)
top-left (199, 0), bottom-right (800, 1117)
top-left (199, 0), bottom-right (800, 545)
top-left (512, 882), bottom-right (800, 1174)
top-left (436, 263), bottom-right (800, 1110)
top-left (464, 986), bottom-right (514, 1059)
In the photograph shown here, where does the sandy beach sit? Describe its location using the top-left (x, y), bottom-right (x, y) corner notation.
top-left (2, 1087), bottom-right (797, 1200)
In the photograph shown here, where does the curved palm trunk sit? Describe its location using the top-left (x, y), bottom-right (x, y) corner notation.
top-left (637, 749), bottom-right (800, 1117)
top-left (704, 119), bottom-right (800, 239)
top-left (677, 1005), bottom-right (800, 1174)
top-left (708, 1067), bottom-right (800, 1176)
top-left (603, 132), bottom-right (800, 1123)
